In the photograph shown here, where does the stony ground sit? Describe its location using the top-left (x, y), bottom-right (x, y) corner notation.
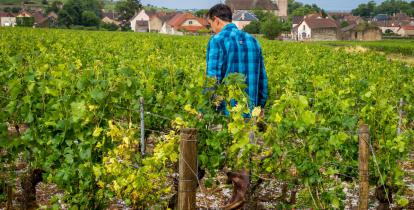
top-left (1, 151), bottom-right (413, 210)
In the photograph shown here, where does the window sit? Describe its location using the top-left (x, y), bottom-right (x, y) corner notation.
top-left (303, 25), bottom-right (305, 31)
top-left (189, 20), bottom-right (193, 25)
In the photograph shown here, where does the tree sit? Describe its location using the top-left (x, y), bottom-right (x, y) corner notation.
top-left (101, 22), bottom-right (119, 31)
top-left (3, 7), bottom-right (12, 13)
top-left (58, 10), bottom-right (73, 27)
top-left (82, 11), bottom-right (100, 26)
top-left (243, 20), bottom-right (261, 34)
top-left (46, 1), bottom-right (63, 13)
top-left (42, 0), bottom-right (48, 5)
top-left (260, 16), bottom-right (284, 39)
top-left (116, 0), bottom-right (142, 22)
top-left (288, 0), bottom-right (324, 18)
top-left (195, 9), bottom-right (208, 18)
top-left (11, 7), bottom-right (22, 14)
top-left (352, 1), bottom-right (377, 18)
top-left (58, 0), bottom-right (103, 26)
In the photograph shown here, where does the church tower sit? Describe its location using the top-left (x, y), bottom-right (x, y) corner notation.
top-left (277, 0), bottom-right (288, 17)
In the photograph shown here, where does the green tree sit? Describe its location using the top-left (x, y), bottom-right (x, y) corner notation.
top-left (288, 0), bottom-right (324, 18)
top-left (59, 0), bottom-right (103, 26)
top-left (46, 1), bottom-right (63, 13)
top-left (58, 10), bottom-right (73, 27)
top-left (3, 7), bottom-right (12, 13)
top-left (195, 9), bottom-right (208, 18)
top-left (376, 0), bottom-right (411, 15)
top-left (243, 20), bottom-right (261, 34)
top-left (11, 7), bottom-right (22, 13)
top-left (260, 16), bottom-right (284, 39)
top-left (16, 17), bottom-right (34, 27)
top-left (82, 11), bottom-right (100, 26)
top-left (115, 0), bottom-right (142, 22)
top-left (101, 22), bottom-right (119, 31)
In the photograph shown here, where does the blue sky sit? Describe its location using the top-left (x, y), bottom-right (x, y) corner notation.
top-left (141, 0), bottom-right (385, 11)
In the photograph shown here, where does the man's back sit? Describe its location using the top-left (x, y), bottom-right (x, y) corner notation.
top-left (207, 23), bottom-right (268, 110)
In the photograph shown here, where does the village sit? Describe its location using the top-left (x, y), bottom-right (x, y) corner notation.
top-left (1, 0), bottom-right (414, 41)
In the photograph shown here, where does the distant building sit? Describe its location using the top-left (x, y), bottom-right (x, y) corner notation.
top-left (341, 23), bottom-right (382, 41)
top-left (17, 11), bottom-right (32, 18)
top-left (130, 10), bottom-right (151, 32)
top-left (102, 11), bottom-right (120, 25)
top-left (225, 0), bottom-right (288, 18)
top-left (373, 14), bottom-right (389, 22)
top-left (292, 16), bottom-right (303, 29)
top-left (130, 10), bottom-right (179, 33)
top-left (232, 10), bottom-right (258, 30)
top-left (397, 25), bottom-right (414, 37)
top-left (294, 16), bottom-right (339, 41)
top-left (0, 12), bottom-right (16, 27)
top-left (160, 12), bottom-right (209, 35)
top-left (373, 20), bottom-right (408, 34)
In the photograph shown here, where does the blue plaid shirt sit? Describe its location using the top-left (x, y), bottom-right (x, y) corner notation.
top-left (206, 23), bottom-right (268, 113)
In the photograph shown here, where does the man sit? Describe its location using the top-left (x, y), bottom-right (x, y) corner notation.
top-left (205, 4), bottom-right (268, 209)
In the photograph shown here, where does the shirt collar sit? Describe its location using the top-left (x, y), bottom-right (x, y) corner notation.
top-left (221, 23), bottom-right (237, 32)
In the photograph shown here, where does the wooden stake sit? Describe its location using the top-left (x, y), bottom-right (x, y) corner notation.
top-left (6, 184), bottom-right (12, 210)
top-left (358, 124), bottom-right (370, 210)
top-left (178, 128), bottom-right (198, 210)
top-left (140, 97), bottom-right (145, 156)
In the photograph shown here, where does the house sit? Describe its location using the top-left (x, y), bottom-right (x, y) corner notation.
top-left (396, 25), bottom-right (414, 37)
top-left (294, 16), bottom-right (339, 41)
top-left (160, 12), bottom-right (209, 35)
top-left (373, 20), bottom-right (407, 34)
top-left (0, 12), bottom-right (16, 27)
top-left (130, 10), bottom-right (178, 32)
top-left (232, 10), bottom-right (258, 30)
top-left (341, 23), bottom-right (382, 41)
top-left (102, 16), bottom-right (120, 25)
top-left (344, 15), bottom-right (364, 26)
top-left (390, 13), bottom-right (411, 22)
top-left (130, 10), bottom-right (151, 32)
top-left (225, 0), bottom-right (288, 18)
top-left (102, 11), bottom-right (120, 25)
top-left (292, 16), bottom-right (303, 29)
top-left (17, 10), bottom-right (32, 18)
top-left (36, 12), bottom-right (58, 27)
top-left (373, 14), bottom-right (389, 22)
top-left (32, 11), bottom-right (47, 27)
top-left (148, 12), bottom-right (177, 32)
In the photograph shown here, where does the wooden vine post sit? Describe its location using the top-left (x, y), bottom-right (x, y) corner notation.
top-left (358, 124), bottom-right (370, 210)
top-left (140, 97), bottom-right (145, 156)
top-left (178, 128), bottom-right (198, 210)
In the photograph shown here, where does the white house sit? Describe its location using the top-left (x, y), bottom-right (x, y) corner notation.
top-left (295, 16), bottom-right (339, 41)
top-left (130, 10), bottom-right (151, 32)
top-left (0, 12), bottom-right (16, 27)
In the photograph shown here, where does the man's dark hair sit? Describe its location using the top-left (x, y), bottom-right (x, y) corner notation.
top-left (207, 4), bottom-right (232, 22)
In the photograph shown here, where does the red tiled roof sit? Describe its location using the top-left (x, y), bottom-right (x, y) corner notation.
top-left (0, 12), bottom-right (14, 17)
top-left (401, 25), bottom-right (414, 30)
top-left (304, 17), bottom-right (339, 29)
top-left (32, 11), bottom-right (46, 24)
top-left (167, 13), bottom-right (209, 29)
top-left (179, 25), bottom-right (207, 32)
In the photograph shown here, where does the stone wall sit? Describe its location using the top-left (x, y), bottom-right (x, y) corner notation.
top-left (311, 28), bottom-right (338, 41)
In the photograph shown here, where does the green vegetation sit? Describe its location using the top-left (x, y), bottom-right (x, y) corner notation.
top-left (244, 10), bottom-right (291, 39)
top-left (320, 40), bottom-right (414, 56)
top-left (352, 0), bottom-right (414, 18)
top-left (0, 27), bottom-right (413, 209)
